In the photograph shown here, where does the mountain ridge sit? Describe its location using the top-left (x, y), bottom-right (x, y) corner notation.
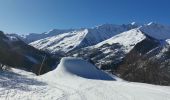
top-left (29, 23), bottom-right (138, 53)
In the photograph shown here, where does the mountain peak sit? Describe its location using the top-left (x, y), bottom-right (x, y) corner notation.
top-left (147, 22), bottom-right (154, 26)
top-left (146, 22), bottom-right (161, 26)
top-left (131, 22), bottom-right (136, 25)
top-left (0, 31), bottom-right (7, 39)
top-left (94, 28), bottom-right (146, 53)
top-left (94, 24), bottom-right (118, 29)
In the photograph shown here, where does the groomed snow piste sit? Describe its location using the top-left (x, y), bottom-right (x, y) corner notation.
top-left (0, 57), bottom-right (170, 100)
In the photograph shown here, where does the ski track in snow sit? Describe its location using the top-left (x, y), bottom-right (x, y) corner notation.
top-left (0, 57), bottom-right (170, 100)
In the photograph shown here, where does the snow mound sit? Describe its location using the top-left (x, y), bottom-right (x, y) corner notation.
top-left (44, 57), bottom-right (114, 80)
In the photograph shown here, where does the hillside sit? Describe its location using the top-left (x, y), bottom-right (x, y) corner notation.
top-left (0, 31), bottom-right (58, 75)
top-left (0, 58), bottom-right (170, 100)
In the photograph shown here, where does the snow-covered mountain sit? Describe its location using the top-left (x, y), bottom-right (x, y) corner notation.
top-left (30, 24), bottom-right (138, 53)
top-left (94, 28), bottom-right (146, 53)
top-left (21, 29), bottom-right (73, 43)
top-left (28, 22), bottom-right (170, 54)
top-left (0, 58), bottom-right (170, 100)
top-left (68, 28), bottom-right (146, 69)
top-left (30, 29), bottom-right (89, 53)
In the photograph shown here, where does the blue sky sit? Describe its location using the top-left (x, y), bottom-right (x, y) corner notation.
top-left (0, 0), bottom-right (169, 34)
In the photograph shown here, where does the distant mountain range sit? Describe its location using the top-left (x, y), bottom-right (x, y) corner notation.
top-left (10, 22), bottom-right (170, 53)
top-left (29, 24), bottom-right (137, 53)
